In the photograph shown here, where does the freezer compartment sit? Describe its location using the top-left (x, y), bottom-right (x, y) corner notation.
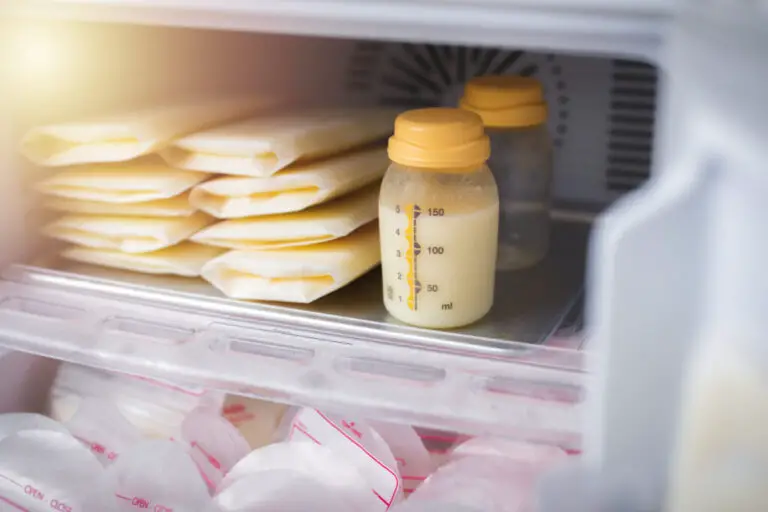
top-left (0, 351), bottom-right (579, 510)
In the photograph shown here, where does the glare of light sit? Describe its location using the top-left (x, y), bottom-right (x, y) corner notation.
top-left (9, 26), bottom-right (63, 84)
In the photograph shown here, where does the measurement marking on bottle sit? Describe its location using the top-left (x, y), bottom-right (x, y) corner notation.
top-left (404, 203), bottom-right (422, 311)
top-left (441, 302), bottom-right (453, 311)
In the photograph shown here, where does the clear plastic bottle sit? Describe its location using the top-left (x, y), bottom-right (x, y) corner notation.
top-left (379, 108), bottom-right (499, 329)
top-left (460, 75), bottom-right (553, 270)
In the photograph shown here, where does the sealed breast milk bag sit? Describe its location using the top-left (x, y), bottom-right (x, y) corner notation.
top-left (179, 408), bottom-right (251, 491)
top-left (20, 95), bottom-right (274, 166)
top-left (189, 146), bottom-right (388, 218)
top-left (0, 413), bottom-right (70, 442)
top-left (105, 440), bottom-right (212, 512)
top-left (213, 471), bottom-right (363, 512)
top-left (64, 398), bottom-right (143, 466)
top-left (61, 242), bottom-right (225, 277)
top-left (49, 363), bottom-right (223, 439)
top-left (35, 156), bottom-right (211, 203)
top-left (201, 222), bottom-right (380, 303)
top-left (0, 430), bottom-right (116, 511)
top-left (43, 211), bottom-right (214, 253)
top-left (401, 455), bottom-right (542, 512)
top-left (162, 107), bottom-right (397, 177)
top-left (281, 408), bottom-right (403, 509)
top-left (191, 183), bottom-right (379, 250)
top-left (214, 442), bottom-right (372, 512)
top-left (45, 193), bottom-right (197, 217)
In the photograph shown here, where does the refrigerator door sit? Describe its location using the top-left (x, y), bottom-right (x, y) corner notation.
top-left (539, 3), bottom-right (768, 510)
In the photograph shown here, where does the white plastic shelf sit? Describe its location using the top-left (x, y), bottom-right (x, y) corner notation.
top-left (0, 221), bottom-right (588, 441)
top-left (14, 0), bottom-right (671, 61)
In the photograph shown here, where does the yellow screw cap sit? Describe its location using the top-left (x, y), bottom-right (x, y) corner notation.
top-left (387, 108), bottom-right (490, 170)
top-left (460, 75), bottom-right (548, 128)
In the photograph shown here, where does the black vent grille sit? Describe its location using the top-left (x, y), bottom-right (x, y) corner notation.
top-left (377, 45), bottom-right (539, 108)
top-left (346, 41), bottom-right (387, 94)
top-left (346, 43), bottom-right (569, 149)
top-left (606, 59), bottom-right (658, 192)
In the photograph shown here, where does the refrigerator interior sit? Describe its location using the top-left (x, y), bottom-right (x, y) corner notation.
top-left (3, 5), bottom-right (768, 511)
top-left (2, 20), bottom-right (656, 443)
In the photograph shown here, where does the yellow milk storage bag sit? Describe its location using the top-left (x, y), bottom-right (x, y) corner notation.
top-left (43, 212), bottom-right (214, 253)
top-left (191, 184), bottom-right (379, 250)
top-left (61, 243), bottom-right (225, 277)
top-left (460, 76), bottom-right (553, 270)
top-left (162, 108), bottom-right (397, 177)
top-left (35, 157), bottom-right (211, 204)
top-left (379, 108), bottom-right (499, 329)
top-left (189, 146), bottom-right (387, 218)
top-left (21, 96), bottom-right (272, 167)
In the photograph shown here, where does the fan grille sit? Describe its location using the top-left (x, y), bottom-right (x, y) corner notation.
top-left (606, 59), bottom-right (657, 192)
top-left (345, 43), bottom-right (658, 200)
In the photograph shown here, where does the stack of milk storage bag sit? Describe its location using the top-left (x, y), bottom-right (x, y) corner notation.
top-left (21, 98), bottom-right (397, 303)
top-left (20, 97), bottom-right (271, 277)
top-left (161, 107), bottom-right (395, 303)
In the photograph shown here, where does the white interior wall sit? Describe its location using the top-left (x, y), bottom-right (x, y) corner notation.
top-left (9, 20), bottom-right (355, 130)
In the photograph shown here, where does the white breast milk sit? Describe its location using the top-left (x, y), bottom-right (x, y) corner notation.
top-left (189, 146), bottom-right (388, 218)
top-left (35, 157), bottom-right (211, 203)
top-left (62, 243), bottom-right (225, 277)
top-left (44, 193), bottom-right (197, 217)
top-left (191, 183), bottom-right (379, 250)
top-left (201, 222), bottom-right (380, 303)
top-left (21, 95), bottom-right (274, 167)
top-left (379, 202), bottom-right (498, 329)
top-left (43, 212), bottom-right (214, 253)
top-left (161, 108), bottom-right (397, 177)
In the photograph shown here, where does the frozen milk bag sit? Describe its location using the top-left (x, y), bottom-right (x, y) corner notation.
top-left (161, 107), bottom-right (397, 177)
top-left (35, 157), bottom-right (211, 203)
top-left (44, 193), bottom-right (197, 217)
top-left (201, 222), bottom-right (380, 303)
top-left (191, 183), bottom-right (379, 250)
top-left (20, 95), bottom-right (274, 166)
top-left (62, 243), bottom-right (225, 277)
top-left (189, 146), bottom-right (388, 218)
top-left (43, 212), bottom-right (213, 253)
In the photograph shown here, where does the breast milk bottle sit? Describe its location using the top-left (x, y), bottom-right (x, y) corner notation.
top-left (379, 108), bottom-right (499, 329)
top-left (460, 76), bottom-right (553, 270)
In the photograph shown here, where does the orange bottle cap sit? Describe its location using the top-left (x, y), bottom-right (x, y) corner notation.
top-left (460, 75), bottom-right (548, 128)
top-left (387, 108), bottom-right (490, 170)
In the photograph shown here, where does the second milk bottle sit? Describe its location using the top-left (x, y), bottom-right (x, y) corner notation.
top-left (379, 108), bottom-right (499, 329)
top-left (460, 76), bottom-right (553, 270)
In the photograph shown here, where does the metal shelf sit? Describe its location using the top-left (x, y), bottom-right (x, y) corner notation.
top-left (0, 221), bottom-right (588, 440)
top-left (14, 0), bottom-right (671, 61)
